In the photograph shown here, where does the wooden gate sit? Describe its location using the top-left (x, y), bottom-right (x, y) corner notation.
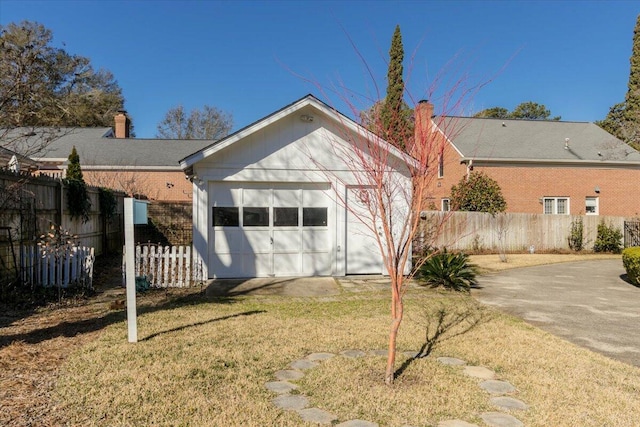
top-left (624, 221), bottom-right (640, 248)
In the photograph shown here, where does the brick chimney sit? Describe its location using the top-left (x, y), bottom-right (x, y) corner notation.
top-left (114, 111), bottom-right (130, 138)
top-left (414, 100), bottom-right (434, 144)
top-left (412, 100), bottom-right (434, 156)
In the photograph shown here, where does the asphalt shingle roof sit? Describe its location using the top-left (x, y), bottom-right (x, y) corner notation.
top-left (444, 117), bottom-right (640, 162)
top-left (5, 128), bottom-right (214, 167)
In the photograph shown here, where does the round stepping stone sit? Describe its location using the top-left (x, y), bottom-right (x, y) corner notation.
top-left (265, 381), bottom-right (297, 394)
top-left (336, 420), bottom-right (379, 427)
top-left (437, 357), bottom-right (467, 366)
top-left (463, 366), bottom-right (495, 379)
top-left (403, 350), bottom-right (420, 358)
top-left (297, 407), bottom-right (338, 424)
top-left (480, 380), bottom-right (516, 394)
top-left (490, 396), bottom-right (528, 411)
top-left (290, 359), bottom-right (318, 370)
top-left (370, 349), bottom-right (388, 356)
top-left (272, 394), bottom-right (309, 410)
top-left (480, 412), bottom-right (524, 427)
top-left (340, 349), bottom-right (367, 358)
top-left (438, 420), bottom-right (480, 427)
top-left (307, 352), bottom-right (336, 361)
top-left (275, 369), bottom-right (304, 381)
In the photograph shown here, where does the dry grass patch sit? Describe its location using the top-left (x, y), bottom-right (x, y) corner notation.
top-left (53, 290), bottom-right (640, 426)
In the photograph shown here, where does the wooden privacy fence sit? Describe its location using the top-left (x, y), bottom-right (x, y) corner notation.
top-left (124, 244), bottom-right (203, 288)
top-left (21, 245), bottom-right (95, 288)
top-left (418, 211), bottom-right (630, 253)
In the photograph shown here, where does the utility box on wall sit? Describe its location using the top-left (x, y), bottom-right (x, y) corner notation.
top-left (133, 200), bottom-right (149, 225)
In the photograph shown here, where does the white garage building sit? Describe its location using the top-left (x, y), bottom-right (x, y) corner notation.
top-left (180, 95), bottom-right (412, 279)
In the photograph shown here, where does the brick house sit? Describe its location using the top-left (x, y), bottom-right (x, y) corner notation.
top-left (28, 113), bottom-right (212, 202)
top-left (416, 102), bottom-right (640, 217)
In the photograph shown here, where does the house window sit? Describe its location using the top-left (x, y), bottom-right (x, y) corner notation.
top-left (303, 207), bottom-right (327, 226)
top-left (543, 197), bottom-right (569, 215)
top-left (438, 153), bottom-right (444, 178)
top-left (441, 198), bottom-right (450, 212)
top-left (585, 197), bottom-right (599, 215)
top-left (213, 207), bottom-right (239, 226)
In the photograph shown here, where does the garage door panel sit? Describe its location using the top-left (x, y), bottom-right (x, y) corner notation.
top-left (303, 229), bottom-right (329, 251)
top-left (211, 186), bottom-right (241, 206)
top-left (274, 188), bottom-right (300, 206)
top-left (274, 230), bottom-right (301, 251)
top-left (214, 229), bottom-right (244, 253)
top-left (243, 188), bottom-right (271, 206)
top-left (244, 229), bottom-right (272, 252)
top-left (243, 254), bottom-right (270, 276)
top-left (274, 253), bottom-right (301, 275)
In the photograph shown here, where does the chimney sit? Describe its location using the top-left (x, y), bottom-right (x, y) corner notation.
top-left (114, 111), bottom-right (130, 138)
top-left (413, 100), bottom-right (434, 152)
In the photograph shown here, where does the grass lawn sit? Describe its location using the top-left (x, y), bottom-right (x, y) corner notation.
top-left (53, 254), bottom-right (639, 427)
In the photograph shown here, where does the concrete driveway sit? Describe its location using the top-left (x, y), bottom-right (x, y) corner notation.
top-left (473, 259), bottom-right (640, 367)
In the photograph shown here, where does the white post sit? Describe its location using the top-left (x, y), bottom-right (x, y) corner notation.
top-left (124, 198), bottom-right (137, 343)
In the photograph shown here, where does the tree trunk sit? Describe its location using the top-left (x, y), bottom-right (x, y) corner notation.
top-left (385, 294), bottom-right (404, 385)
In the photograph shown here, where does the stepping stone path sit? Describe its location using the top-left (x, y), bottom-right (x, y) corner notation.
top-left (436, 356), bottom-right (529, 427)
top-left (266, 351), bottom-right (529, 426)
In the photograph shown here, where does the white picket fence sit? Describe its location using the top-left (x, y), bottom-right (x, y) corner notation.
top-left (123, 244), bottom-right (203, 288)
top-left (21, 245), bottom-right (95, 288)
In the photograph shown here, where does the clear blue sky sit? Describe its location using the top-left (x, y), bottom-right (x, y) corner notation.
top-left (1, 0), bottom-right (638, 138)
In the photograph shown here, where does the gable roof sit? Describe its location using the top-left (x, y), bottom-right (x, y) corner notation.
top-left (179, 94), bottom-right (411, 169)
top-left (444, 117), bottom-right (640, 164)
top-left (3, 128), bottom-right (214, 168)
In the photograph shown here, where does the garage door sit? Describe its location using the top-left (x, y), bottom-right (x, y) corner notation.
top-left (209, 182), bottom-right (332, 278)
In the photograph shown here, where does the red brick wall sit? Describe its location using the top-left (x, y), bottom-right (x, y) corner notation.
top-left (474, 165), bottom-right (640, 217)
top-left (428, 149), bottom-right (640, 216)
top-left (83, 170), bottom-right (192, 202)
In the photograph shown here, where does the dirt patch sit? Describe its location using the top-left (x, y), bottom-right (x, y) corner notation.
top-left (470, 253), bottom-right (621, 273)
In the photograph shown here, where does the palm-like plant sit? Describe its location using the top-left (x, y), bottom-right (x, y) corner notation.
top-left (417, 250), bottom-right (478, 292)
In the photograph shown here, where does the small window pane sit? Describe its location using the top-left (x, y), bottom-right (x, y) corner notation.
top-left (544, 199), bottom-right (553, 215)
top-left (557, 198), bottom-right (567, 214)
top-left (213, 207), bottom-right (239, 227)
top-left (303, 207), bottom-right (327, 226)
top-left (274, 207), bottom-right (299, 226)
top-left (442, 199), bottom-right (450, 212)
top-left (586, 197), bottom-right (598, 214)
top-left (243, 207), bottom-right (269, 226)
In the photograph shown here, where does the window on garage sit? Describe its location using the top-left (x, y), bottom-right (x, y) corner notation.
top-left (303, 207), bottom-right (327, 226)
top-left (213, 207), bottom-right (239, 226)
top-left (243, 207), bottom-right (269, 226)
top-left (274, 207), bottom-right (299, 226)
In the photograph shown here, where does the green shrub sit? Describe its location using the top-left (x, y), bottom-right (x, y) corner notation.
top-left (568, 216), bottom-right (585, 251)
top-left (417, 250), bottom-right (478, 292)
top-left (622, 247), bottom-right (640, 285)
top-left (593, 221), bottom-right (623, 253)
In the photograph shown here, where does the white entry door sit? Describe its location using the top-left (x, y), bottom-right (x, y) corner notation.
top-left (346, 187), bottom-right (384, 274)
top-left (209, 182), bottom-right (332, 278)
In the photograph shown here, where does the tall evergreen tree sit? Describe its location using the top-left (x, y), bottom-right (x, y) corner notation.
top-left (379, 25), bottom-right (413, 149)
top-left (597, 15), bottom-right (640, 150)
top-left (624, 14), bottom-right (640, 148)
top-left (66, 146), bottom-right (83, 180)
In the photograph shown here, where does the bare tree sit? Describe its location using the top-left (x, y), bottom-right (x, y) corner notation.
top-left (298, 28), bottom-right (484, 385)
top-left (156, 104), bottom-right (233, 140)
